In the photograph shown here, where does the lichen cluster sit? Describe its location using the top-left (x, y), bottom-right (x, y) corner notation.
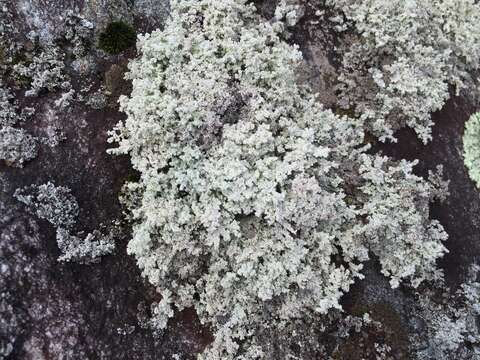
top-left (0, 83), bottom-right (38, 167)
top-left (13, 47), bottom-right (68, 97)
top-left (108, 0), bottom-right (451, 357)
top-left (327, 0), bottom-right (480, 143)
top-left (0, 126), bottom-right (38, 167)
top-left (411, 265), bottom-right (480, 359)
top-left (464, 112), bottom-right (480, 188)
top-left (14, 182), bottom-right (115, 264)
top-left (56, 228), bottom-right (115, 264)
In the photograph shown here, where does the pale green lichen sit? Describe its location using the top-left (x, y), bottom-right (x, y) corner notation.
top-left (274, 0), bottom-right (304, 27)
top-left (0, 126), bottom-right (38, 167)
top-left (463, 112), bottom-right (480, 188)
top-left (13, 46), bottom-right (68, 97)
top-left (328, 0), bottom-right (480, 143)
top-left (411, 265), bottom-right (480, 359)
top-left (0, 81), bottom-right (39, 167)
top-left (108, 0), bottom-right (448, 357)
top-left (0, 87), bottom-right (17, 128)
top-left (56, 228), bottom-right (115, 264)
top-left (14, 182), bottom-right (115, 263)
top-left (14, 182), bottom-right (79, 229)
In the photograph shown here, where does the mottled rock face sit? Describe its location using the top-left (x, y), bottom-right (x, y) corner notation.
top-left (0, 1), bottom-right (208, 359)
top-left (377, 97), bottom-right (480, 287)
top-left (1, 0), bottom-right (479, 359)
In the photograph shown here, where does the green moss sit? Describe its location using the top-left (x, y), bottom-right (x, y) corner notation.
top-left (98, 21), bottom-right (136, 55)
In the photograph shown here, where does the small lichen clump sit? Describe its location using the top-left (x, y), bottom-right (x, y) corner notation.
top-left (14, 182), bottom-right (115, 263)
top-left (0, 87), bottom-right (17, 127)
top-left (14, 182), bottom-right (79, 229)
top-left (13, 47), bottom-right (68, 97)
top-left (0, 126), bottom-right (38, 167)
top-left (109, 0), bottom-right (448, 357)
top-left (463, 112), bottom-right (480, 188)
top-left (0, 84), bottom-right (38, 167)
top-left (328, 0), bottom-right (480, 143)
top-left (56, 228), bottom-right (115, 264)
top-left (411, 265), bottom-right (480, 359)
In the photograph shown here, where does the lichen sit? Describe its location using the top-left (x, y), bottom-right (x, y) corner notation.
top-left (410, 265), bottom-right (480, 359)
top-left (108, 0), bottom-right (448, 357)
top-left (86, 89), bottom-right (108, 110)
top-left (463, 112), bottom-right (480, 188)
top-left (274, 0), bottom-right (304, 27)
top-left (14, 182), bottom-right (115, 264)
top-left (14, 182), bottom-right (79, 229)
top-left (0, 126), bottom-right (38, 167)
top-left (0, 87), bottom-right (17, 128)
top-left (327, 0), bottom-right (480, 143)
top-left (0, 81), bottom-right (38, 168)
top-left (13, 46), bottom-right (68, 97)
top-left (56, 228), bottom-right (115, 264)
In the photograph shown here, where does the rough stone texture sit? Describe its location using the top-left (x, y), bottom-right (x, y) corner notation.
top-left (1, 1), bottom-right (210, 359)
top-left (377, 95), bottom-right (480, 289)
top-left (1, 0), bottom-right (479, 359)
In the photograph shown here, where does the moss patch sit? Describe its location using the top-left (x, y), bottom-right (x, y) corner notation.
top-left (98, 21), bottom-right (136, 55)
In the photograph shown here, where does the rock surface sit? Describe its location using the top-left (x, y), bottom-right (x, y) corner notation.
top-left (1, 0), bottom-right (479, 359)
